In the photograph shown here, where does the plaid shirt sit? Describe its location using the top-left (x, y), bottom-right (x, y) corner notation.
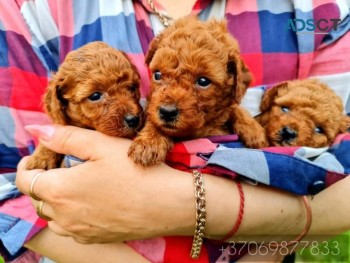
top-left (0, 0), bottom-right (349, 262)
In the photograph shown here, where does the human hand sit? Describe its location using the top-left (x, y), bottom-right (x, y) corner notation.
top-left (16, 125), bottom-right (196, 244)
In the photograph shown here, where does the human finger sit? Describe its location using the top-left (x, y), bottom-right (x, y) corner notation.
top-left (16, 157), bottom-right (65, 208)
top-left (24, 124), bottom-right (122, 160)
top-left (16, 157), bottom-right (47, 198)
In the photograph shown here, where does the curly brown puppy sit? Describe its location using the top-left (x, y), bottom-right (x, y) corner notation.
top-left (128, 17), bottom-right (268, 167)
top-left (27, 41), bottom-right (143, 170)
top-left (256, 79), bottom-right (350, 147)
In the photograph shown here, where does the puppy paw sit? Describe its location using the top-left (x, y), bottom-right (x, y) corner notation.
top-left (241, 126), bottom-right (269, 149)
top-left (243, 135), bottom-right (269, 148)
top-left (26, 156), bottom-right (58, 170)
top-left (26, 145), bottom-right (63, 170)
top-left (128, 136), bottom-right (173, 167)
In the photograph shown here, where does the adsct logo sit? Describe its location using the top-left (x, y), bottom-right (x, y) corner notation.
top-left (286, 18), bottom-right (341, 34)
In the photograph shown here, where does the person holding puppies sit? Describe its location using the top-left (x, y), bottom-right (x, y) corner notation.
top-left (1, 0), bottom-right (350, 262)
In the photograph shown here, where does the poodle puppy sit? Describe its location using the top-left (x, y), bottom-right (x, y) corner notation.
top-left (256, 79), bottom-right (350, 147)
top-left (27, 41), bottom-right (143, 170)
top-left (128, 16), bottom-right (268, 167)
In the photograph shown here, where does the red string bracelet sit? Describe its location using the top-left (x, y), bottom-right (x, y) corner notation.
top-left (217, 180), bottom-right (245, 243)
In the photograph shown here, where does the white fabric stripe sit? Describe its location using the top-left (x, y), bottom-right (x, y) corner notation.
top-left (311, 72), bottom-right (350, 113)
top-left (149, 13), bottom-right (166, 36)
top-left (241, 87), bottom-right (265, 117)
top-left (0, 183), bottom-right (17, 200)
top-left (293, 0), bottom-right (314, 13)
top-left (208, 0), bottom-right (226, 19)
top-left (257, 0), bottom-right (294, 14)
top-left (337, 0), bottom-right (350, 20)
top-left (294, 147), bottom-right (329, 159)
top-left (122, 0), bottom-right (135, 16)
top-left (21, 0), bottom-right (59, 46)
top-left (99, 0), bottom-right (124, 17)
top-left (294, 147), bottom-right (344, 173)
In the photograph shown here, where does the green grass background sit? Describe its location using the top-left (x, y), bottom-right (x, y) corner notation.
top-left (296, 231), bottom-right (350, 262)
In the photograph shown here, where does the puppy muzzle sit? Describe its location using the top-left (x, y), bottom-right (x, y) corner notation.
top-left (158, 105), bottom-right (179, 123)
top-left (124, 114), bottom-right (141, 129)
top-left (279, 126), bottom-right (298, 144)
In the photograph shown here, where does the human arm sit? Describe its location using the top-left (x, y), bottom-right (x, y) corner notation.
top-left (16, 125), bottom-right (350, 244)
top-left (24, 228), bottom-right (149, 263)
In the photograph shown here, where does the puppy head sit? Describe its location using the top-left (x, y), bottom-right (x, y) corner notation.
top-left (145, 16), bottom-right (251, 138)
top-left (45, 41), bottom-right (143, 138)
top-left (257, 79), bottom-right (350, 147)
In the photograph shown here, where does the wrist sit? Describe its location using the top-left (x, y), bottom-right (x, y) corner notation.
top-left (142, 164), bottom-right (196, 237)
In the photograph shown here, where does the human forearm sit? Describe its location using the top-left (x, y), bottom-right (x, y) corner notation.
top-left (16, 125), bottom-right (350, 244)
top-left (148, 166), bottom-right (306, 241)
top-left (308, 175), bottom-right (350, 236)
top-left (151, 165), bottom-right (350, 242)
top-left (25, 229), bottom-right (149, 263)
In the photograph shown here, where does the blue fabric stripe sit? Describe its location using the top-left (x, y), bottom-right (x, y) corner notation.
top-left (0, 213), bottom-right (31, 255)
top-left (0, 30), bottom-right (8, 67)
top-left (73, 0), bottom-right (103, 34)
top-left (38, 37), bottom-right (60, 72)
top-left (0, 107), bottom-right (16, 147)
top-left (264, 151), bottom-right (327, 195)
top-left (0, 145), bottom-right (22, 170)
top-left (259, 11), bottom-right (298, 53)
top-left (294, 8), bottom-right (316, 53)
top-left (74, 15), bottom-right (143, 53)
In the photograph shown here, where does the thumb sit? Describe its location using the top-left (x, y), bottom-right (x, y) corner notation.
top-left (25, 124), bottom-right (110, 161)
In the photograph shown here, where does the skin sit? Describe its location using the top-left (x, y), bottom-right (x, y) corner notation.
top-left (17, 126), bottom-right (350, 242)
top-left (24, 228), bottom-right (149, 263)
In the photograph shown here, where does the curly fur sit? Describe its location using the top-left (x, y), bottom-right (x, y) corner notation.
top-left (256, 79), bottom-right (350, 147)
top-left (27, 41), bottom-right (143, 169)
top-left (128, 17), bottom-right (268, 166)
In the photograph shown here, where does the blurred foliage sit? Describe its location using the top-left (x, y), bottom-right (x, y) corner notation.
top-left (296, 231), bottom-right (350, 262)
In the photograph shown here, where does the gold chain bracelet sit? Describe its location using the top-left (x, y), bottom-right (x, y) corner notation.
top-left (190, 170), bottom-right (206, 259)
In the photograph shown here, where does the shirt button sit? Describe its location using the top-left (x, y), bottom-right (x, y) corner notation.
top-left (308, 180), bottom-right (326, 195)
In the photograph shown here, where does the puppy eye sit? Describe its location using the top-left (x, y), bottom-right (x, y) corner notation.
top-left (281, 106), bottom-right (290, 113)
top-left (88, 92), bottom-right (103, 101)
top-left (196, 77), bottom-right (211, 88)
top-left (129, 84), bottom-right (138, 93)
top-left (153, 70), bottom-right (162, 81)
top-left (314, 126), bottom-right (325, 134)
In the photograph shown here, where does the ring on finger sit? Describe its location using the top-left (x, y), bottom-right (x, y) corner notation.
top-left (36, 200), bottom-right (52, 221)
top-left (29, 171), bottom-right (44, 201)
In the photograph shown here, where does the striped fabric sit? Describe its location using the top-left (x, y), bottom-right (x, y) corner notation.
top-left (63, 132), bottom-right (350, 263)
top-left (0, 0), bottom-right (349, 262)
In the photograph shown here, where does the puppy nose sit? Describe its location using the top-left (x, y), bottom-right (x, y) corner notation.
top-left (280, 126), bottom-right (298, 141)
top-left (159, 105), bottom-right (179, 122)
top-left (124, 114), bottom-right (140, 129)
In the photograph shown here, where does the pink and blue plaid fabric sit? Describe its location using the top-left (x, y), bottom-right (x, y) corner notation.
top-left (0, 0), bottom-right (350, 262)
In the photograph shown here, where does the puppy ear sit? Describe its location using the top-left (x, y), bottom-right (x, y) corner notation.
top-left (227, 57), bottom-right (252, 104)
top-left (339, 115), bottom-right (350, 133)
top-left (44, 73), bottom-right (69, 124)
top-left (213, 18), bottom-right (251, 104)
top-left (260, 82), bottom-right (288, 112)
top-left (145, 35), bottom-right (161, 66)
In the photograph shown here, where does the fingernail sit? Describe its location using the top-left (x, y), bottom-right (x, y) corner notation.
top-left (25, 125), bottom-right (56, 141)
